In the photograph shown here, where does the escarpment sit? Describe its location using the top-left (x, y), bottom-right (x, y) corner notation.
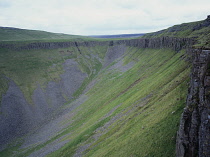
top-left (176, 49), bottom-right (210, 157)
top-left (0, 36), bottom-right (194, 51)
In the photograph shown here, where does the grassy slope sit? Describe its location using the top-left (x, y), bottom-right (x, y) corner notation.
top-left (33, 47), bottom-right (189, 157)
top-left (0, 46), bottom-right (190, 157)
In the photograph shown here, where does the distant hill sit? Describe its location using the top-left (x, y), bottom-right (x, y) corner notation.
top-left (0, 27), bottom-right (89, 41)
top-left (90, 33), bottom-right (145, 38)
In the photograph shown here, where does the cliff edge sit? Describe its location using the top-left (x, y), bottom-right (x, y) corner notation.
top-left (176, 49), bottom-right (210, 157)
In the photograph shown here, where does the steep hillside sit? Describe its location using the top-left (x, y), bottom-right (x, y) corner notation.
top-left (0, 16), bottom-right (210, 157)
top-left (0, 38), bottom-right (191, 157)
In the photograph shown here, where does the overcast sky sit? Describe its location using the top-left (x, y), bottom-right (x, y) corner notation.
top-left (0, 0), bottom-right (210, 35)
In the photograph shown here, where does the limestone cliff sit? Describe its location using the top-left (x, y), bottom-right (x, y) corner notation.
top-left (0, 37), bottom-right (194, 51)
top-left (176, 49), bottom-right (210, 157)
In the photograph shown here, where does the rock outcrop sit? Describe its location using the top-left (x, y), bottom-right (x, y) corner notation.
top-left (176, 49), bottom-right (210, 157)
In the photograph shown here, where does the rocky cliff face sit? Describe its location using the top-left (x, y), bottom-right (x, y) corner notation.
top-left (176, 49), bottom-right (210, 157)
top-left (0, 36), bottom-right (194, 51)
top-left (114, 37), bottom-right (195, 51)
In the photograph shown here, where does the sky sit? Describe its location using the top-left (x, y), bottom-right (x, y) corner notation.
top-left (0, 0), bottom-right (210, 35)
